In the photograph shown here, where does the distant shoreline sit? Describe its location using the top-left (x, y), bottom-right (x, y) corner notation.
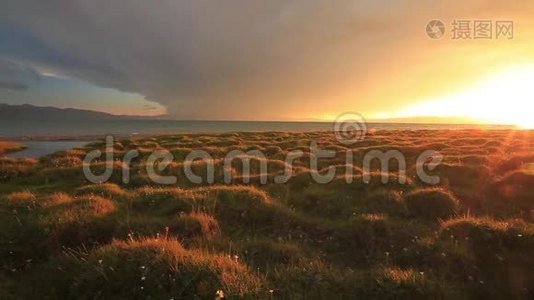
top-left (0, 120), bottom-right (517, 141)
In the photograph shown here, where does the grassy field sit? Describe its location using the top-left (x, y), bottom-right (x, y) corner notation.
top-left (1, 130), bottom-right (534, 299)
top-left (0, 141), bottom-right (25, 156)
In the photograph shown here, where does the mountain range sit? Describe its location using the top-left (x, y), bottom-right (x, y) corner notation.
top-left (0, 104), bottom-right (157, 121)
top-left (0, 103), bottom-right (486, 125)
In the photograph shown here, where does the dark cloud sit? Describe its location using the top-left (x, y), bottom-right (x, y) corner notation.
top-left (2, 0), bottom-right (416, 118)
top-left (0, 58), bottom-right (40, 92)
top-left (0, 80), bottom-right (28, 91)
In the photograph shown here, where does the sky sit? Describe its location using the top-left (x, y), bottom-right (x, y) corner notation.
top-left (1, 1), bottom-right (534, 124)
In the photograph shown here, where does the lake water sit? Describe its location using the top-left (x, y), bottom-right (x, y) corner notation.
top-left (0, 120), bottom-right (513, 138)
top-left (7, 141), bottom-right (90, 159)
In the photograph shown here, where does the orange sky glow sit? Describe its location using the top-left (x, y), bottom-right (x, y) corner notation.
top-left (3, 1), bottom-right (534, 125)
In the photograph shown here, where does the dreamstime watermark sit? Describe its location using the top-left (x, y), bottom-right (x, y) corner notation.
top-left (83, 113), bottom-right (443, 186)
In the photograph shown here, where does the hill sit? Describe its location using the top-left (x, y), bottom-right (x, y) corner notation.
top-left (0, 103), bottom-right (155, 121)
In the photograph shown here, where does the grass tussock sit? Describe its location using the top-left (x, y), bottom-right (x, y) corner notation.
top-left (170, 211), bottom-right (221, 239)
top-left (5, 190), bottom-right (36, 202)
top-left (404, 188), bottom-right (460, 220)
top-left (40, 238), bottom-right (265, 299)
top-left (74, 183), bottom-right (131, 199)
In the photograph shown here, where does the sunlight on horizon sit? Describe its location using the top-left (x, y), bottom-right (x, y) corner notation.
top-left (395, 65), bottom-right (534, 128)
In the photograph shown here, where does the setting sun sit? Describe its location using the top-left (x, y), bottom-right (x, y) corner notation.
top-left (397, 65), bottom-right (534, 128)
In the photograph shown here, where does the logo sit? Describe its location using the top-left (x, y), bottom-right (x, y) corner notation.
top-left (333, 112), bottom-right (367, 145)
top-left (426, 20), bottom-right (445, 39)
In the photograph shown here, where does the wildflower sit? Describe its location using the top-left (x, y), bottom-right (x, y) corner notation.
top-left (141, 276), bottom-right (146, 281)
top-left (215, 289), bottom-right (225, 299)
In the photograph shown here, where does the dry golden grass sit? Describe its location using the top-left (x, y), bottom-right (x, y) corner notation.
top-left (68, 237), bottom-right (265, 297)
top-left (382, 267), bottom-right (421, 284)
top-left (46, 192), bottom-right (74, 205)
top-left (178, 211), bottom-right (221, 239)
top-left (0, 140), bottom-right (25, 155)
top-left (74, 183), bottom-right (131, 198)
top-left (58, 195), bottom-right (116, 222)
top-left (6, 191), bottom-right (36, 202)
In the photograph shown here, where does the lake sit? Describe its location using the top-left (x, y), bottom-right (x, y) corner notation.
top-left (0, 120), bottom-right (514, 138)
top-left (7, 141), bottom-right (90, 159)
